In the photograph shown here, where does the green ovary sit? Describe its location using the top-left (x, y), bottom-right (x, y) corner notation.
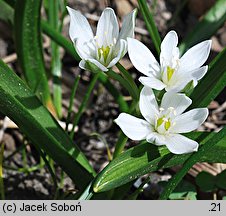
top-left (98, 45), bottom-right (110, 63)
top-left (167, 66), bottom-right (175, 81)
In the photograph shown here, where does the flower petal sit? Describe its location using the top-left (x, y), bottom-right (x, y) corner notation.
top-left (166, 134), bottom-right (199, 154)
top-left (160, 92), bottom-right (192, 115)
top-left (139, 76), bottom-right (166, 90)
top-left (79, 59), bottom-right (108, 72)
top-left (118, 9), bottom-right (137, 40)
top-left (75, 38), bottom-right (96, 59)
top-left (128, 38), bottom-right (160, 77)
top-left (115, 113), bottom-right (151, 140)
top-left (160, 30), bottom-right (178, 65)
top-left (172, 108), bottom-right (208, 133)
top-left (139, 86), bottom-right (159, 124)
top-left (67, 6), bottom-right (93, 43)
top-left (146, 132), bottom-right (167, 146)
top-left (107, 39), bottom-right (127, 68)
top-left (96, 8), bottom-right (119, 47)
top-left (179, 40), bottom-right (212, 73)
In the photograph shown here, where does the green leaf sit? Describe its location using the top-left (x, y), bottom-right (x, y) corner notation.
top-left (0, 60), bottom-right (95, 189)
top-left (160, 180), bottom-right (197, 200)
top-left (0, 0), bottom-right (13, 24)
top-left (180, 0), bottom-right (226, 53)
top-left (216, 170), bottom-right (226, 190)
top-left (195, 171), bottom-right (216, 192)
top-left (160, 126), bottom-right (226, 200)
top-left (190, 47), bottom-right (226, 109)
top-left (138, 0), bottom-right (161, 54)
top-left (48, 0), bottom-right (62, 118)
top-left (92, 132), bottom-right (226, 192)
top-left (14, 0), bottom-right (53, 108)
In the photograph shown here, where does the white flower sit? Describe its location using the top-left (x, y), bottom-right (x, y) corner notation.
top-left (67, 6), bottom-right (136, 72)
top-left (128, 31), bottom-right (212, 92)
top-left (115, 86), bottom-right (208, 154)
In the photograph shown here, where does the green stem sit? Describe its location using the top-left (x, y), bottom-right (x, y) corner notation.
top-left (70, 72), bottom-right (100, 139)
top-left (116, 63), bottom-right (139, 101)
top-left (113, 100), bottom-right (138, 158)
top-left (65, 75), bottom-right (80, 132)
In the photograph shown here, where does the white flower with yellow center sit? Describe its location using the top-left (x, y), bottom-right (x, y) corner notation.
top-left (67, 6), bottom-right (136, 71)
top-left (115, 87), bottom-right (208, 154)
top-left (128, 31), bottom-right (212, 92)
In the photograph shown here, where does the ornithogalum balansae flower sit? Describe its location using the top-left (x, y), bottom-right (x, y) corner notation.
top-left (67, 6), bottom-right (136, 72)
top-left (128, 31), bottom-right (212, 92)
top-left (115, 86), bottom-right (208, 154)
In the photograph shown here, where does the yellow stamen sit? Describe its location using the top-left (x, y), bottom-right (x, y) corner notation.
top-left (98, 45), bottom-right (110, 62)
top-left (164, 120), bottom-right (171, 130)
top-left (167, 66), bottom-right (175, 81)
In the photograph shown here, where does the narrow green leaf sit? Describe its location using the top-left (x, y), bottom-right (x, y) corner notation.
top-left (180, 0), bottom-right (226, 53)
top-left (160, 126), bottom-right (226, 200)
top-left (14, 0), bottom-right (53, 109)
top-left (48, 0), bottom-right (62, 118)
top-left (92, 131), bottom-right (226, 192)
top-left (138, 0), bottom-right (161, 54)
top-left (190, 47), bottom-right (226, 109)
top-left (0, 60), bottom-right (95, 189)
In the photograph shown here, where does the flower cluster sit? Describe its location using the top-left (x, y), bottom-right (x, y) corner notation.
top-left (67, 7), bottom-right (211, 155)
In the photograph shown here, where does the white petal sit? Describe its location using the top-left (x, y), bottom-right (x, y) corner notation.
top-left (139, 76), bottom-right (166, 90)
top-left (146, 132), bottom-right (167, 146)
top-left (75, 38), bottom-right (95, 59)
top-left (189, 65), bottom-right (208, 81)
top-left (118, 9), bottom-right (137, 40)
top-left (139, 87), bottom-right (159, 124)
top-left (179, 40), bottom-right (212, 72)
top-left (115, 113), bottom-right (151, 140)
top-left (107, 39), bottom-right (127, 68)
top-left (67, 6), bottom-right (93, 43)
top-left (79, 59), bottom-right (108, 72)
top-left (128, 38), bottom-right (160, 77)
top-left (96, 8), bottom-right (119, 47)
top-left (160, 30), bottom-right (178, 65)
top-left (166, 134), bottom-right (199, 154)
top-left (177, 65), bottom-right (208, 81)
top-left (160, 92), bottom-right (192, 115)
top-left (171, 108), bottom-right (208, 133)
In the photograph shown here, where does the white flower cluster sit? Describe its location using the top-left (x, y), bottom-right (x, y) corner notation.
top-left (67, 7), bottom-right (211, 154)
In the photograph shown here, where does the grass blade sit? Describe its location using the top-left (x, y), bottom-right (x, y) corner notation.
top-left (160, 126), bottom-right (226, 199)
top-left (0, 60), bottom-right (95, 189)
top-left (48, 0), bottom-right (62, 118)
top-left (0, 144), bottom-right (4, 200)
top-left (138, 0), bottom-right (161, 54)
top-left (14, 0), bottom-right (54, 111)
